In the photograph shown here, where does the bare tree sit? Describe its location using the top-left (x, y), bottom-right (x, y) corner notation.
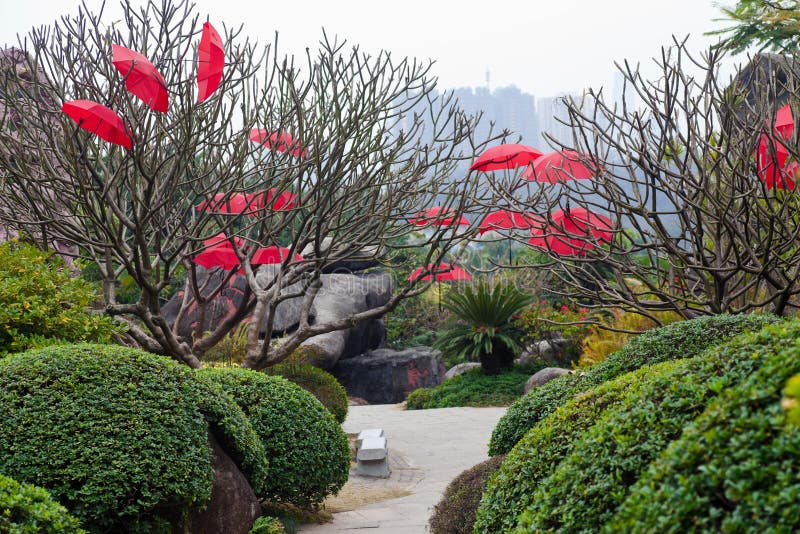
top-left (0, 0), bottom-right (496, 368)
top-left (492, 40), bottom-right (800, 323)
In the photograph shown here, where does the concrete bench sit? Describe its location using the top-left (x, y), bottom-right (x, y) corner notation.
top-left (355, 428), bottom-right (385, 451)
top-left (356, 435), bottom-right (390, 478)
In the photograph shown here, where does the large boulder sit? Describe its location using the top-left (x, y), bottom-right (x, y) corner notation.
top-left (181, 435), bottom-right (262, 534)
top-left (301, 237), bottom-right (381, 273)
top-left (444, 362), bottom-right (482, 380)
top-left (299, 272), bottom-right (393, 368)
top-left (524, 367), bottom-right (573, 393)
top-left (331, 346), bottom-right (446, 404)
top-left (727, 53), bottom-right (798, 124)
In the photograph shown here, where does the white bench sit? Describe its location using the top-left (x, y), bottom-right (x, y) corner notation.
top-left (356, 434), bottom-right (390, 478)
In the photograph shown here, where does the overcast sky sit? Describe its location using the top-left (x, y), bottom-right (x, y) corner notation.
top-left (0, 0), bottom-right (740, 97)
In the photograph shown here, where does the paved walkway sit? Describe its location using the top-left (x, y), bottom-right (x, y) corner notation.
top-left (298, 404), bottom-right (507, 533)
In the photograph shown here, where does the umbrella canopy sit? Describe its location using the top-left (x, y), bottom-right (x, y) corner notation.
top-left (528, 207), bottom-right (613, 256)
top-left (521, 150), bottom-right (597, 183)
top-left (409, 206), bottom-right (469, 227)
top-left (249, 128), bottom-right (308, 158)
top-left (196, 193), bottom-right (261, 215)
top-left (408, 263), bottom-right (472, 282)
top-left (470, 143), bottom-right (543, 172)
top-left (111, 44), bottom-right (168, 113)
top-left (756, 104), bottom-right (797, 190)
top-left (193, 244), bottom-right (242, 270)
top-left (197, 21), bottom-right (224, 103)
top-left (478, 210), bottom-right (543, 235)
top-left (260, 188), bottom-right (297, 211)
top-left (252, 246), bottom-right (303, 264)
top-left (61, 100), bottom-right (132, 149)
top-left (203, 233), bottom-right (245, 248)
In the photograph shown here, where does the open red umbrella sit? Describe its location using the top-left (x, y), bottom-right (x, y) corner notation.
top-left (193, 243), bottom-right (243, 270)
top-left (470, 143), bottom-right (543, 172)
top-left (521, 150), bottom-right (596, 183)
top-left (112, 44), bottom-right (168, 113)
top-left (61, 100), bottom-right (132, 149)
top-left (203, 233), bottom-right (245, 248)
top-left (478, 210), bottom-right (543, 234)
top-left (409, 206), bottom-right (469, 227)
top-left (408, 262), bottom-right (472, 310)
top-left (249, 128), bottom-right (308, 158)
top-left (195, 193), bottom-right (260, 215)
top-left (756, 104), bottom-right (797, 190)
top-left (528, 207), bottom-right (613, 256)
top-left (197, 21), bottom-right (224, 103)
top-left (252, 246), bottom-right (303, 264)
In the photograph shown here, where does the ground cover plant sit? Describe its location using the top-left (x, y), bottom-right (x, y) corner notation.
top-left (405, 362), bottom-right (550, 409)
top-left (0, 473), bottom-right (84, 533)
top-left (198, 368), bottom-right (350, 508)
top-left (489, 313), bottom-right (781, 455)
top-left (0, 344), bottom-right (269, 532)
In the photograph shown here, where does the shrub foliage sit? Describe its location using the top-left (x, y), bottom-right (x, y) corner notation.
top-left (0, 344), bottom-right (269, 533)
top-left (489, 313), bottom-right (780, 455)
top-left (428, 455), bottom-right (505, 534)
top-left (263, 363), bottom-right (348, 423)
top-left (0, 473), bottom-right (84, 533)
top-left (198, 368), bottom-right (350, 508)
top-left (0, 241), bottom-right (120, 356)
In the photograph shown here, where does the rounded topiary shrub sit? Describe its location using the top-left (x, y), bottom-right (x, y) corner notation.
top-left (429, 455), bottom-right (505, 534)
top-left (475, 361), bottom-right (681, 534)
top-left (489, 313), bottom-right (781, 455)
top-left (606, 319), bottom-right (800, 533)
top-left (263, 363), bottom-right (348, 423)
top-left (198, 368), bottom-right (350, 508)
top-left (0, 344), bottom-right (269, 533)
top-left (0, 473), bottom-right (84, 533)
top-left (515, 318), bottom-right (790, 533)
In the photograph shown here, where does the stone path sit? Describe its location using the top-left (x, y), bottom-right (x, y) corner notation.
top-left (298, 404), bottom-right (507, 533)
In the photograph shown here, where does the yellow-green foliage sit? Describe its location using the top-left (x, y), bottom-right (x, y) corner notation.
top-left (579, 309), bottom-right (681, 366)
top-left (783, 373), bottom-right (800, 427)
top-left (202, 323), bottom-right (249, 364)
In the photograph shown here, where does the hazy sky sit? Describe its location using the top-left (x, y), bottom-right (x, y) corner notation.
top-left (0, 0), bottom-right (739, 97)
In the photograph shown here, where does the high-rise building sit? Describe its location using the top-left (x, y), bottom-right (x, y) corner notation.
top-left (536, 93), bottom-right (578, 149)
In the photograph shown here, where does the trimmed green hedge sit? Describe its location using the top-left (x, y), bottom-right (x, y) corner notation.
top-left (474, 361), bottom-right (681, 534)
top-left (0, 241), bottom-right (120, 357)
top-left (606, 319), bottom-right (800, 533)
top-left (198, 368), bottom-right (350, 508)
top-left (515, 319), bottom-right (787, 532)
top-left (429, 455), bottom-right (505, 534)
top-left (263, 363), bottom-right (348, 423)
top-left (406, 362), bottom-right (550, 410)
top-left (0, 344), bottom-right (269, 533)
top-left (489, 314), bottom-right (780, 455)
top-left (0, 474), bottom-right (84, 533)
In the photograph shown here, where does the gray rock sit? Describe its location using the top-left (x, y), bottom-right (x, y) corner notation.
top-left (444, 362), bottom-right (482, 380)
top-left (331, 346), bottom-right (445, 404)
top-left (299, 272), bottom-right (393, 368)
top-left (524, 367), bottom-right (572, 393)
top-left (179, 434), bottom-right (261, 534)
top-left (521, 337), bottom-right (581, 366)
top-left (301, 237), bottom-right (381, 273)
top-left (727, 53), bottom-right (798, 125)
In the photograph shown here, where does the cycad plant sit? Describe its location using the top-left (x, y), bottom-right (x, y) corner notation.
top-left (435, 279), bottom-right (534, 375)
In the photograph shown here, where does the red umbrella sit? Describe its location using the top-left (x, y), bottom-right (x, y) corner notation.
top-left (195, 193), bottom-right (261, 215)
top-left (409, 206), bottom-right (469, 227)
top-left (197, 21), bottom-right (224, 103)
top-left (478, 210), bottom-right (543, 234)
top-left (252, 246), bottom-right (303, 264)
top-left (528, 207), bottom-right (613, 256)
top-left (470, 143), bottom-right (543, 172)
top-left (111, 44), bottom-right (168, 113)
top-left (408, 263), bottom-right (472, 281)
top-left (249, 128), bottom-right (308, 158)
top-left (756, 104), bottom-right (797, 190)
top-left (193, 244), bottom-right (242, 270)
top-left (521, 150), bottom-right (596, 183)
top-left (61, 100), bottom-right (132, 149)
top-left (203, 233), bottom-right (245, 248)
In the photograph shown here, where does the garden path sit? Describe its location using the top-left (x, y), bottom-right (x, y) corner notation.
top-left (298, 404), bottom-right (507, 533)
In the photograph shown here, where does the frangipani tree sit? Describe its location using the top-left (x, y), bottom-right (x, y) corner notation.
top-left (0, 0), bottom-right (496, 368)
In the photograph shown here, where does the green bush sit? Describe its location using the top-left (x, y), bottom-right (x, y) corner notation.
top-left (0, 344), bottom-right (269, 533)
top-left (489, 313), bottom-right (781, 455)
top-left (405, 362), bottom-right (549, 410)
top-left (428, 455), bottom-right (505, 534)
top-left (784, 372), bottom-right (800, 427)
top-left (474, 361), bottom-right (681, 534)
top-left (607, 319), bottom-right (800, 533)
top-left (263, 363), bottom-right (348, 423)
top-left (198, 368), bottom-right (350, 508)
top-left (248, 516), bottom-right (285, 534)
top-left (0, 241), bottom-right (121, 357)
top-left (0, 473), bottom-right (84, 533)
top-left (515, 320), bottom-right (787, 532)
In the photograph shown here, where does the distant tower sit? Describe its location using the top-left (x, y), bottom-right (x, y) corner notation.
top-left (486, 69), bottom-right (491, 92)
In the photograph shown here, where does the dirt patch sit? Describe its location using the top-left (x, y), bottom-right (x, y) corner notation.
top-left (324, 481), bottom-right (412, 513)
